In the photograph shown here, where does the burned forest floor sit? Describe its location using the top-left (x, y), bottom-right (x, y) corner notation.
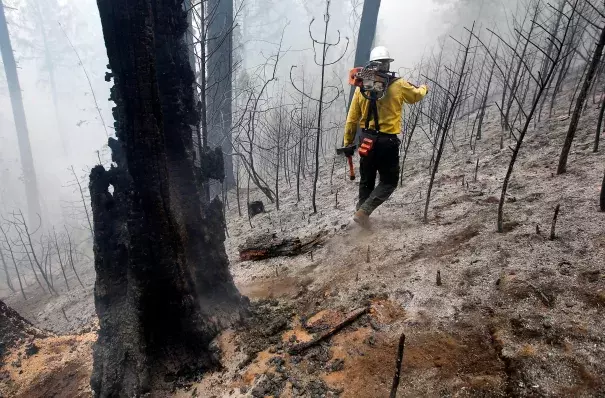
top-left (1, 93), bottom-right (605, 398)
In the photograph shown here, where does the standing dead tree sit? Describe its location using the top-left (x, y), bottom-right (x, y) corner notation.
top-left (7, 210), bottom-right (56, 295)
top-left (557, 0), bottom-right (605, 174)
top-left (206, 0), bottom-right (236, 189)
top-left (596, 85), bottom-right (605, 152)
top-left (422, 24), bottom-right (475, 223)
top-left (472, 43), bottom-right (499, 147)
top-left (232, 33), bottom-right (287, 205)
top-left (399, 101), bottom-right (422, 186)
top-left (0, 222), bottom-right (25, 299)
top-left (68, 166), bottom-right (93, 239)
top-left (501, 3), bottom-right (541, 132)
top-left (63, 226), bottom-right (84, 288)
top-left (474, 0), bottom-right (579, 232)
top-left (291, 0), bottom-right (349, 214)
top-left (0, 240), bottom-right (14, 293)
top-left (52, 227), bottom-right (70, 291)
top-left (0, 0), bottom-right (42, 223)
top-left (90, 0), bottom-right (246, 395)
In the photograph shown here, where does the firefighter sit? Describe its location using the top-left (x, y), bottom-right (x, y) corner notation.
top-left (344, 46), bottom-right (429, 229)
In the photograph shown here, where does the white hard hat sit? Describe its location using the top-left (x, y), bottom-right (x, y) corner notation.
top-left (370, 46), bottom-right (394, 62)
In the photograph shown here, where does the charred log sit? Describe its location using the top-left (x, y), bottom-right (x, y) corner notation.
top-left (239, 232), bottom-right (326, 261)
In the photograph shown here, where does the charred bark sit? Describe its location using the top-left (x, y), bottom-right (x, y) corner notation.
top-left (151, 0), bottom-right (245, 327)
top-left (238, 231), bottom-right (326, 261)
top-left (90, 0), bottom-right (244, 396)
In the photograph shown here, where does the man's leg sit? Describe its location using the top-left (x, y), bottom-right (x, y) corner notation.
top-left (360, 136), bottom-right (400, 215)
top-left (357, 155), bottom-right (377, 211)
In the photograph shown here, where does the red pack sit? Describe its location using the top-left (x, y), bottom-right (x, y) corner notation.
top-left (358, 135), bottom-right (376, 157)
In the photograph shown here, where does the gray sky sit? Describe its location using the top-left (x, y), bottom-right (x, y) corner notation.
top-left (379, 0), bottom-right (451, 73)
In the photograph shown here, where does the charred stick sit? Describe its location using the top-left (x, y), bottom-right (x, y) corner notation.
top-left (289, 307), bottom-right (369, 354)
top-left (550, 204), bottom-right (561, 240)
top-left (389, 333), bottom-right (406, 398)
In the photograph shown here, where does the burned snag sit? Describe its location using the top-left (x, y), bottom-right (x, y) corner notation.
top-left (90, 0), bottom-right (245, 395)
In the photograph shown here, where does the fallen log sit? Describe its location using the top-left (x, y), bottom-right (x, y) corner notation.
top-left (289, 307), bottom-right (369, 354)
top-left (239, 231), bottom-right (327, 261)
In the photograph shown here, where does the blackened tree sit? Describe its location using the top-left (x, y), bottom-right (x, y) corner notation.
top-left (90, 0), bottom-right (246, 395)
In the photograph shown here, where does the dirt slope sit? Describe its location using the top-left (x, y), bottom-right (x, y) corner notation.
top-left (1, 94), bottom-right (604, 397)
top-left (201, 96), bottom-right (605, 397)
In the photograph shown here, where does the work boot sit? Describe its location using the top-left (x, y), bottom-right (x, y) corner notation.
top-left (353, 209), bottom-right (371, 230)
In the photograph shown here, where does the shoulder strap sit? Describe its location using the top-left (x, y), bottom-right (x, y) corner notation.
top-left (365, 94), bottom-right (380, 131)
top-left (364, 76), bottom-right (399, 132)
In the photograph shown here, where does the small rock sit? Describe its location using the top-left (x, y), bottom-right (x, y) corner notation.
top-left (369, 319), bottom-right (382, 331)
top-left (329, 358), bottom-right (345, 372)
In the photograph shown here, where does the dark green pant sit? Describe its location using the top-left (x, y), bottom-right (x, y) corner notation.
top-left (356, 133), bottom-right (400, 215)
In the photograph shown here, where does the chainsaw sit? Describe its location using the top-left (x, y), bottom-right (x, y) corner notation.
top-left (336, 145), bottom-right (357, 180)
top-left (348, 62), bottom-right (398, 101)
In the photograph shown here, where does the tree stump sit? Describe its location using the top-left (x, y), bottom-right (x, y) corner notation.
top-left (248, 201), bottom-right (265, 217)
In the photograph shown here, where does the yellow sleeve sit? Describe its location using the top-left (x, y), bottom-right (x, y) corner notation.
top-left (400, 80), bottom-right (428, 104)
top-left (344, 89), bottom-right (362, 147)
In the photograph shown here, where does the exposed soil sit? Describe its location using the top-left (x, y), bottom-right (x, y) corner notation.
top-left (0, 332), bottom-right (94, 398)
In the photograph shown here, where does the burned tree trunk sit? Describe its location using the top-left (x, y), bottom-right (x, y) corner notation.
top-left (151, 0), bottom-right (245, 327)
top-left (90, 0), bottom-right (244, 396)
top-left (238, 232), bottom-right (326, 261)
top-left (348, 0), bottom-right (381, 109)
top-left (558, 23), bottom-right (605, 174)
top-left (476, 48), bottom-right (498, 142)
top-left (207, 0), bottom-right (235, 189)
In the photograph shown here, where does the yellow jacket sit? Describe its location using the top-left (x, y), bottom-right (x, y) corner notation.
top-left (344, 79), bottom-right (428, 146)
